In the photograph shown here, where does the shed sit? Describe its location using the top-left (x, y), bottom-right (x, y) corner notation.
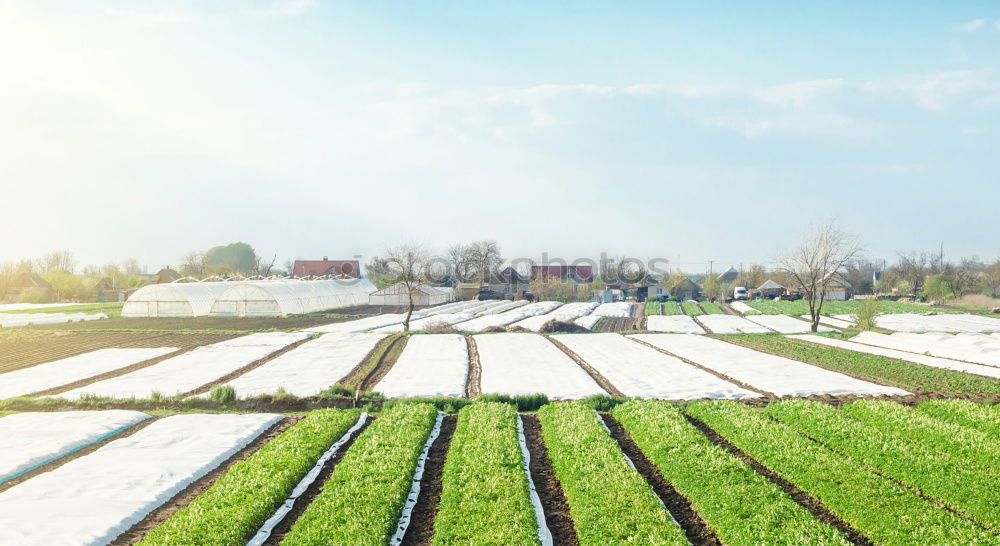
top-left (369, 283), bottom-right (449, 307)
top-left (717, 267), bottom-right (739, 284)
top-left (757, 279), bottom-right (787, 298)
top-left (670, 278), bottom-right (702, 301)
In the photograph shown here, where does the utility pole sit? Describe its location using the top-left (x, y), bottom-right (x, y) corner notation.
top-left (709, 260), bottom-right (713, 276)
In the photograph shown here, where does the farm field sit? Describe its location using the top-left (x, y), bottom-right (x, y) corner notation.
top-left (699, 300), bottom-right (725, 314)
top-left (0, 302), bottom-right (125, 317)
top-left (680, 300), bottom-right (704, 316)
top-left (0, 399), bottom-right (997, 544)
top-left (745, 314), bottom-right (837, 333)
top-left (744, 299), bottom-right (942, 316)
top-left (645, 314), bottom-right (705, 333)
top-left (696, 314), bottom-right (772, 334)
top-left (474, 333), bottom-right (607, 399)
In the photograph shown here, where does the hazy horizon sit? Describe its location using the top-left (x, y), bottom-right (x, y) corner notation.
top-left (2, 1), bottom-right (998, 270)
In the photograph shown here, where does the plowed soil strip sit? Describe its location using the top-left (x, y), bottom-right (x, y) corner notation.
top-left (182, 336), bottom-right (318, 398)
top-left (401, 414), bottom-right (457, 545)
top-left (692, 316), bottom-right (714, 334)
top-left (629, 337), bottom-right (773, 398)
top-left (0, 417), bottom-right (160, 495)
top-left (520, 415), bottom-right (579, 545)
top-left (359, 335), bottom-right (409, 392)
top-left (599, 413), bottom-right (721, 546)
top-left (684, 414), bottom-right (872, 546)
top-left (112, 416), bottom-right (301, 545)
top-left (547, 337), bottom-right (625, 397)
top-left (465, 336), bottom-right (482, 398)
top-left (262, 416), bottom-right (373, 545)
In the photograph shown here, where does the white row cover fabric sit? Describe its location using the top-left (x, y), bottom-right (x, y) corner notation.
top-left (58, 333), bottom-right (309, 399)
top-left (0, 348), bottom-right (178, 400)
top-left (730, 301), bottom-right (760, 315)
top-left (372, 312), bottom-right (476, 333)
top-left (574, 315), bottom-right (603, 330)
top-left (872, 313), bottom-right (1000, 333)
top-left (477, 300), bottom-right (529, 316)
top-left (851, 331), bottom-right (1000, 368)
top-left (630, 334), bottom-right (908, 397)
top-left (0, 313), bottom-right (107, 328)
top-left (211, 279), bottom-right (376, 317)
top-left (0, 303), bottom-right (80, 311)
top-left (0, 413), bottom-right (280, 546)
top-left (791, 335), bottom-right (1000, 379)
top-left (453, 301), bottom-right (564, 332)
top-left (695, 314), bottom-right (772, 334)
top-left (511, 302), bottom-right (599, 332)
top-left (645, 315), bottom-right (706, 334)
top-left (474, 333), bottom-right (606, 400)
top-left (592, 302), bottom-right (633, 317)
top-left (375, 334), bottom-right (469, 398)
top-left (302, 313), bottom-right (420, 334)
top-left (369, 283), bottom-right (449, 307)
top-left (122, 282), bottom-right (235, 317)
top-left (225, 333), bottom-right (387, 398)
top-left (554, 334), bottom-right (760, 400)
top-left (0, 411), bottom-right (151, 484)
top-left (745, 314), bottom-right (837, 333)
top-left (801, 315), bottom-right (857, 329)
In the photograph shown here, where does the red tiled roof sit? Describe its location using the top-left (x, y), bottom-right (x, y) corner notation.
top-left (529, 265), bottom-right (594, 282)
top-left (292, 259), bottom-right (360, 278)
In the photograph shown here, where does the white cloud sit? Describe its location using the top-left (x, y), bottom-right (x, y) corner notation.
top-left (753, 79), bottom-right (844, 109)
top-left (962, 18), bottom-right (985, 32)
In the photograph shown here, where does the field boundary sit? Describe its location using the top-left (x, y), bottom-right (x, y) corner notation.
top-left (400, 414), bottom-right (457, 545)
top-left (629, 337), bottom-right (774, 398)
top-left (520, 414), bottom-right (578, 545)
top-left (547, 336), bottom-right (625, 397)
top-left (465, 336), bottom-right (482, 398)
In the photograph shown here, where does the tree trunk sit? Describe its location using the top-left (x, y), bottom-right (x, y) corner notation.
top-left (403, 287), bottom-right (414, 332)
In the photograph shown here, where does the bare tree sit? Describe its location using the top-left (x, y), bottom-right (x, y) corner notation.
top-left (894, 251), bottom-right (930, 294)
top-left (253, 254), bottom-right (278, 277)
top-left (465, 240), bottom-right (503, 289)
top-left (179, 251), bottom-right (207, 278)
top-left (779, 221), bottom-right (863, 332)
top-left (951, 257), bottom-right (985, 297)
top-left (36, 250), bottom-right (75, 274)
top-left (985, 258), bottom-right (1000, 297)
top-left (446, 244), bottom-right (474, 283)
top-left (383, 244), bottom-right (431, 331)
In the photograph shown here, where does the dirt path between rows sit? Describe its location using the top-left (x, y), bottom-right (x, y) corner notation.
top-left (546, 337), bottom-right (625, 397)
top-left (520, 415), bottom-right (579, 545)
top-left (599, 413), bottom-right (722, 545)
top-left (0, 416), bottom-right (160, 495)
top-left (113, 416), bottom-right (302, 545)
top-left (629, 337), bottom-right (774, 398)
top-left (358, 335), bottom-right (409, 392)
top-left (261, 416), bottom-right (373, 544)
top-left (465, 337), bottom-right (482, 399)
top-left (401, 415), bottom-right (457, 545)
top-left (684, 414), bottom-right (872, 545)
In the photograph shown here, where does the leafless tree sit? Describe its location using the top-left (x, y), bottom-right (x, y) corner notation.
top-left (446, 244), bottom-right (474, 283)
top-left (894, 251), bottom-right (930, 294)
top-left (465, 240), bottom-right (503, 289)
top-left (253, 254), bottom-right (278, 277)
top-left (985, 258), bottom-right (1000, 297)
top-left (179, 251), bottom-right (207, 278)
top-left (779, 221), bottom-right (863, 332)
top-left (951, 257), bottom-right (985, 297)
top-left (36, 250), bottom-right (75, 273)
top-left (383, 244), bottom-right (431, 331)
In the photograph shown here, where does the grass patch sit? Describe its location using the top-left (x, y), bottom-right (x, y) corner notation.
top-left (476, 392), bottom-right (549, 411)
top-left (718, 334), bottom-right (1000, 395)
top-left (339, 334), bottom-right (406, 391)
top-left (0, 302), bottom-right (125, 316)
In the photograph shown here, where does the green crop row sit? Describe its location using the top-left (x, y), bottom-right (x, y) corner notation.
top-left (841, 400), bottom-right (1000, 475)
top-left (644, 301), bottom-right (662, 315)
top-left (613, 401), bottom-right (847, 545)
top-left (744, 299), bottom-right (954, 316)
top-left (699, 301), bottom-right (725, 314)
top-left (767, 400), bottom-right (999, 529)
top-left (681, 301), bottom-right (705, 316)
top-left (719, 335), bottom-right (1000, 395)
top-left (662, 301), bottom-right (683, 315)
top-left (281, 403), bottom-right (439, 545)
top-left (141, 410), bottom-right (361, 545)
top-left (917, 399), bottom-right (1000, 437)
top-left (538, 402), bottom-right (685, 545)
top-left (432, 403), bottom-right (539, 545)
top-left (686, 401), bottom-right (994, 544)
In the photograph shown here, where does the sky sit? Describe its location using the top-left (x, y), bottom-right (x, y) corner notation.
top-left (1, 0), bottom-right (998, 273)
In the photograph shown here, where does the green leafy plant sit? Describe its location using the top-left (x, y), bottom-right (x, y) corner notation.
top-left (209, 384), bottom-right (237, 405)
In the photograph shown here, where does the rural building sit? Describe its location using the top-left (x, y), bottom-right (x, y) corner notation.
top-left (757, 279), bottom-right (787, 298)
top-left (717, 266), bottom-right (739, 284)
top-left (488, 267), bottom-right (531, 298)
top-left (292, 257), bottom-right (360, 278)
top-left (369, 283), bottom-right (449, 306)
top-left (530, 265), bottom-right (594, 284)
top-left (455, 283), bottom-right (480, 301)
top-left (3, 272), bottom-right (53, 303)
top-left (141, 267), bottom-right (182, 286)
top-left (670, 278), bottom-right (702, 301)
top-left (822, 277), bottom-right (852, 301)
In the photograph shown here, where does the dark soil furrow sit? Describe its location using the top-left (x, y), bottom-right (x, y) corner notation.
top-left (520, 414), bottom-right (579, 546)
top-left (401, 414), bottom-right (457, 545)
top-left (546, 337), bottom-right (625, 397)
top-left (112, 416), bottom-right (301, 545)
top-left (262, 416), bottom-right (373, 545)
top-left (359, 335), bottom-right (409, 392)
top-left (599, 413), bottom-right (722, 546)
top-left (684, 414), bottom-right (873, 546)
top-left (465, 336), bottom-right (482, 399)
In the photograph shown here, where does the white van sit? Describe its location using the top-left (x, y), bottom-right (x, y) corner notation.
top-left (733, 286), bottom-right (748, 300)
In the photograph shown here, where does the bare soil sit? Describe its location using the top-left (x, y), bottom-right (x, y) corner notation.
top-left (262, 416), bottom-right (373, 545)
top-left (600, 413), bottom-right (722, 545)
top-left (401, 414), bottom-right (457, 545)
top-left (0, 331), bottom-right (238, 375)
top-left (465, 336), bottom-right (482, 398)
top-left (23, 315), bottom-right (358, 333)
top-left (112, 416), bottom-right (301, 545)
top-left (546, 337), bottom-right (625, 397)
top-left (0, 416), bottom-right (159, 495)
top-left (684, 414), bottom-right (872, 545)
top-left (520, 414), bottom-right (579, 545)
top-left (359, 335), bottom-right (409, 392)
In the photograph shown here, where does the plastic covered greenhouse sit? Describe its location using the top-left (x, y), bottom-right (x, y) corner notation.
top-left (121, 282), bottom-right (239, 317)
top-left (209, 279), bottom-right (376, 317)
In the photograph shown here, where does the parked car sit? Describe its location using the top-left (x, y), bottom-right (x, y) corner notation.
top-left (476, 289), bottom-right (503, 300)
top-left (733, 286), bottom-right (748, 300)
top-left (780, 292), bottom-right (802, 301)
